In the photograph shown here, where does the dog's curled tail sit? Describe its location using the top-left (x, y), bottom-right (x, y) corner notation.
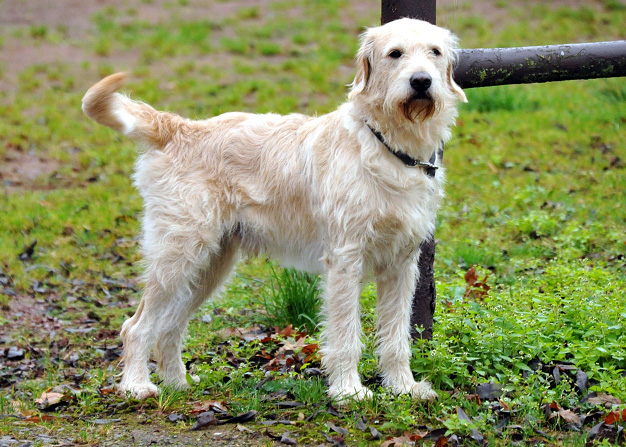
top-left (82, 73), bottom-right (175, 148)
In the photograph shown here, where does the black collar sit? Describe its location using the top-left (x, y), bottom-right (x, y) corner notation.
top-left (366, 124), bottom-right (439, 178)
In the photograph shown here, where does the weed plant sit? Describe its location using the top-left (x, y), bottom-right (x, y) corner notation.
top-left (260, 266), bottom-right (321, 334)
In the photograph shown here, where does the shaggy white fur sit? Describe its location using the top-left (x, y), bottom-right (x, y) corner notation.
top-left (81, 18), bottom-right (466, 403)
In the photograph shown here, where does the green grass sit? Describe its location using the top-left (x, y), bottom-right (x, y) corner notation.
top-left (0, 0), bottom-right (625, 445)
top-left (259, 267), bottom-right (322, 334)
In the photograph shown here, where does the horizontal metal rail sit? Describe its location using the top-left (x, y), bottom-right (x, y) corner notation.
top-left (455, 41), bottom-right (626, 88)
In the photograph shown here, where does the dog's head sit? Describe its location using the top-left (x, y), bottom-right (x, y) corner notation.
top-left (349, 18), bottom-right (467, 123)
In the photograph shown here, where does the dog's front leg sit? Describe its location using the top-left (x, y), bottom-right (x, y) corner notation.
top-left (320, 248), bottom-right (370, 402)
top-left (376, 258), bottom-right (437, 401)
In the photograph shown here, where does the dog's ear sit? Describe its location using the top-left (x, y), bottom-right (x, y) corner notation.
top-left (349, 31), bottom-right (373, 100)
top-left (445, 32), bottom-right (468, 103)
top-left (447, 62), bottom-right (467, 103)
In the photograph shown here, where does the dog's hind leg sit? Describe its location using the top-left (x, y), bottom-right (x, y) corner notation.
top-left (319, 246), bottom-right (370, 402)
top-left (153, 239), bottom-right (239, 389)
top-left (118, 219), bottom-right (225, 399)
top-left (375, 258), bottom-right (437, 401)
top-left (119, 276), bottom-right (175, 399)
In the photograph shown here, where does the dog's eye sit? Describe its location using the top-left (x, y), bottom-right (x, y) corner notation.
top-left (388, 50), bottom-right (402, 59)
top-left (431, 48), bottom-right (441, 57)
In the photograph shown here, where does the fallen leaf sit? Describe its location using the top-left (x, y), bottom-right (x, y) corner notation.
top-left (167, 413), bottom-right (186, 423)
top-left (35, 392), bottom-right (64, 406)
top-left (464, 266), bottom-right (478, 286)
top-left (6, 346), bottom-right (25, 360)
top-left (277, 325), bottom-right (294, 337)
top-left (236, 423), bottom-right (252, 432)
top-left (190, 411), bottom-right (218, 430)
top-left (587, 420), bottom-right (624, 444)
top-left (35, 392), bottom-right (69, 411)
top-left (327, 421), bottom-right (348, 435)
top-left (604, 409), bottom-right (626, 425)
top-left (189, 400), bottom-right (229, 415)
top-left (381, 435), bottom-right (413, 447)
top-left (303, 367), bottom-right (322, 377)
top-left (575, 370), bottom-right (588, 395)
top-left (99, 387), bottom-right (115, 396)
top-left (302, 344), bottom-right (319, 355)
top-left (24, 414), bottom-right (56, 423)
top-left (223, 410), bottom-right (257, 424)
top-left (585, 393), bottom-right (621, 407)
top-left (323, 432), bottom-right (345, 446)
top-left (279, 433), bottom-right (297, 445)
top-left (325, 402), bottom-right (344, 418)
top-left (457, 407), bottom-right (484, 444)
top-left (276, 401), bottom-right (305, 409)
top-left (355, 416), bottom-right (367, 431)
top-left (550, 408), bottom-right (581, 425)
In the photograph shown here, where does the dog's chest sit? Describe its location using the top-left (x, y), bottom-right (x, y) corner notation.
top-left (366, 193), bottom-right (437, 255)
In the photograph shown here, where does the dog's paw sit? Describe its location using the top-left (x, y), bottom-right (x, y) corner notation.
top-left (409, 380), bottom-right (437, 401)
top-left (118, 382), bottom-right (159, 400)
top-left (162, 373), bottom-right (199, 389)
top-left (385, 377), bottom-right (438, 401)
top-left (328, 384), bottom-right (373, 405)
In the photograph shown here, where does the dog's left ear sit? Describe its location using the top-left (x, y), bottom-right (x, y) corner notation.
top-left (445, 32), bottom-right (468, 103)
top-left (447, 62), bottom-right (467, 103)
top-left (349, 31), bottom-right (373, 100)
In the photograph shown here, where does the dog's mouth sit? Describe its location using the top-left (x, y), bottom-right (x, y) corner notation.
top-left (411, 91), bottom-right (433, 102)
top-left (402, 94), bottom-right (437, 122)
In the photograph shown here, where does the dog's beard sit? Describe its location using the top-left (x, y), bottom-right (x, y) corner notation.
top-left (402, 94), bottom-right (439, 122)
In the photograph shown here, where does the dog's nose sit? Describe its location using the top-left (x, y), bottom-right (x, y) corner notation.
top-left (410, 72), bottom-right (432, 92)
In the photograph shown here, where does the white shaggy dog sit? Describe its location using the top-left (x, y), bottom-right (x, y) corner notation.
top-left (82, 18), bottom-right (467, 402)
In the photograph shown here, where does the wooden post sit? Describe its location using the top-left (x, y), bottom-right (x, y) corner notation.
top-left (381, 0), bottom-right (436, 25)
top-left (380, 0), bottom-right (438, 340)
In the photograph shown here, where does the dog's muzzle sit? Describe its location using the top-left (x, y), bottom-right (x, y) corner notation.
top-left (403, 72), bottom-right (437, 121)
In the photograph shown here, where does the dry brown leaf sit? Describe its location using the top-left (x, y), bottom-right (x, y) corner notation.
top-left (35, 392), bottom-right (64, 406)
top-left (380, 435), bottom-right (414, 447)
top-left (189, 400), bottom-right (229, 415)
top-left (464, 266), bottom-right (478, 286)
top-left (604, 409), bottom-right (626, 425)
top-left (24, 415), bottom-right (56, 423)
top-left (277, 325), bottom-right (294, 337)
top-left (100, 386), bottom-right (115, 396)
top-left (586, 393), bottom-right (621, 407)
top-left (302, 343), bottom-right (318, 354)
top-left (554, 409), bottom-right (581, 425)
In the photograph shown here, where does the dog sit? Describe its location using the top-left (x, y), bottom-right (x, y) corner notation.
top-left (82, 18), bottom-right (467, 402)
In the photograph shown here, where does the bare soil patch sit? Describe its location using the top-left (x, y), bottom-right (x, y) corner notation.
top-left (0, 146), bottom-right (61, 192)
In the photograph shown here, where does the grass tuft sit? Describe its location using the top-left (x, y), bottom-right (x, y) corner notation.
top-left (260, 266), bottom-right (321, 334)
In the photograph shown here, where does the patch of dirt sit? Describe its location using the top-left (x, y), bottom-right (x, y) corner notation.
top-left (0, 294), bottom-right (60, 343)
top-left (0, 146), bottom-right (61, 193)
top-left (437, 0), bottom-right (614, 33)
top-left (0, 0), bottom-right (286, 90)
top-left (4, 415), bottom-right (273, 447)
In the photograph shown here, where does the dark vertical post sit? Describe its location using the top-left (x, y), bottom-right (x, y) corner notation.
top-left (381, 0), bottom-right (438, 340)
top-left (381, 0), bottom-right (436, 25)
